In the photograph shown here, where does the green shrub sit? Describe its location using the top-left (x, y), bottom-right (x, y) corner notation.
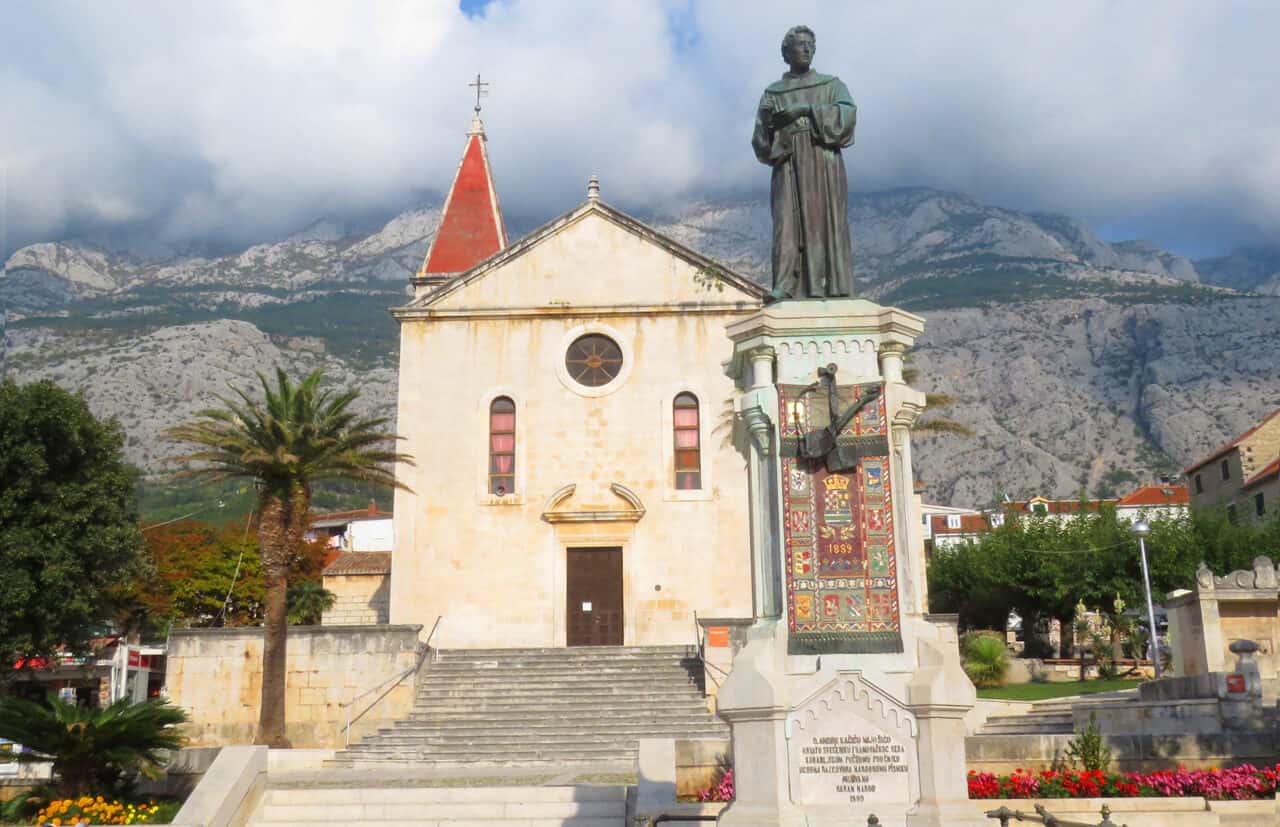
top-left (1065, 712), bottom-right (1112, 772)
top-left (0, 696), bottom-right (188, 797)
top-left (961, 631), bottom-right (1011, 688)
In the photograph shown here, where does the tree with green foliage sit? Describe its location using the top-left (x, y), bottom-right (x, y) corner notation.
top-left (0, 380), bottom-right (146, 680)
top-left (0, 696), bottom-right (187, 797)
top-left (166, 369), bottom-right (409, 747)
top-left (928, 504), bottom-right (1280, 648)
top-left (113, 520), bottom-right (333, 637)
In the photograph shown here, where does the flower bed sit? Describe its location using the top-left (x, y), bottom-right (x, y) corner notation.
top-left (29, 796), bottom-right (178, 825)
top-left (968, 764), bottom-right (1280, 801)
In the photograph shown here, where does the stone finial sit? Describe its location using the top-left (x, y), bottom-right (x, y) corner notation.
top-left (1253, 555), bottom-right (1276, 588)
top-left (587, 174), bottom-right (600, 201)
top-left (1195, 561), bottom-right (1214, 590)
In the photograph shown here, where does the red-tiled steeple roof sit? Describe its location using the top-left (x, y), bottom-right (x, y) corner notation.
top-left (419, 114), bottom-right (506, 282)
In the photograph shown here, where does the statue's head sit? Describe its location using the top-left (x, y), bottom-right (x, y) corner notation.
top-left (781, 25), bottom-right (816, 72)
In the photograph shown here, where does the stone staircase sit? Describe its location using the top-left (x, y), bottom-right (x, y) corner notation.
top-left (252, 781), bottom-right (626, 826)
top-left (976, 691), bottom-right (1140, 737)
top-left (978, 699), bottom-right (1075, 736)
top-left (329, 645), bottom-right (728, 770)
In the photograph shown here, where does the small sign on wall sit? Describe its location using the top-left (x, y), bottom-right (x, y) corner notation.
top-left (581, 602), bottom-right (592, 612)
top-left (708, 626), bottom-right (730, 648)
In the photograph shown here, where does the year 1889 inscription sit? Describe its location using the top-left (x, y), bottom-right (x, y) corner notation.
top-left (796, 734), bottom-right (910, 804)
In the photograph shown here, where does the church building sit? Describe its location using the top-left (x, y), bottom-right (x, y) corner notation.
top-left (390, 110), bottom-right (765, 648)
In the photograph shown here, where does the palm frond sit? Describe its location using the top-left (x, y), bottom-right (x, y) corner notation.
top-left (915, 418), bottom-right (975, 436)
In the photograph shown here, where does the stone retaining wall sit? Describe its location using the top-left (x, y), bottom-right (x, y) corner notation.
top-left (967, 731), bottom-right (1280, 774)
top-left (165, 625), bottom-right (422, 748)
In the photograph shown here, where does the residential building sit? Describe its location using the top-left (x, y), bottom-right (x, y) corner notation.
top-left (927, 483), bottom-right (1189, 550)
top-left (1243, 457), bottom-right (1280, 523)
top-left (929, 512), bottom-right (999, 552)
top-left (919, 501), bottom-right (980, 549)
top-left (309, 501), bottom-right (395, 626)
top-left (1006, 495), bottom-right (1118, 523)
top-left (307, 501), bottom-right (394, 553)
top-left (1184, 409), bottom-right (1280, 521)
top-left (1115, 483), bottom-right (1191, 521)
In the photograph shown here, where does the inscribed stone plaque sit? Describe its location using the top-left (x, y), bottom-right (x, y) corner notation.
top-left (786, 674), bottom-right (919, 813)
top-left (778, 382), bottom-right (902, 654)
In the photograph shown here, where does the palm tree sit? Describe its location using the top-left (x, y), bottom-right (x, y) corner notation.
top-left (166, 368), bottom-right (410, 747)
top-left (902, 362), bottom-right (975, 437)
top-left (287, 580), bottom-right (337, 625)
top-left (0, 696), bottom-right (187, 797)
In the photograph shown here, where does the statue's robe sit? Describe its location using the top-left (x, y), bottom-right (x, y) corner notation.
top-left (752, 71), bottom-right (857, 299)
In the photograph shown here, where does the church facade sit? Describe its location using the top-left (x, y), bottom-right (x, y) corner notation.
top-left (389, 115), bottom-right (765, 648)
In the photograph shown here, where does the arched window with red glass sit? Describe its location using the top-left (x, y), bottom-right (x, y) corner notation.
top-left (489, 397), bottom-right (516, 496)
top-left (673, 392), bottom-right (701, 490)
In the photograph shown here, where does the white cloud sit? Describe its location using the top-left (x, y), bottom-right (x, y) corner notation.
top-left (2, 0), bottom-right (1278, 256)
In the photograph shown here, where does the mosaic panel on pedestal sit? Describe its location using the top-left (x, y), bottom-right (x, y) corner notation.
top-left (778, 382), bottom-right (902, 655)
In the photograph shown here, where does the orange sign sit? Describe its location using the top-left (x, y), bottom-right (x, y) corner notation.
top-left (707, 627), bottom-right (730, 648)
top-left (1226, 673), bottom-right (1246, 694)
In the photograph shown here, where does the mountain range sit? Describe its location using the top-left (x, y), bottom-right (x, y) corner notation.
top-left (4, 187), bottom-right (1280, 508)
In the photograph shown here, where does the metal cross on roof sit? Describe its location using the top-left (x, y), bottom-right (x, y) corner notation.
top-left (469, 73), bottom-right (490, 114)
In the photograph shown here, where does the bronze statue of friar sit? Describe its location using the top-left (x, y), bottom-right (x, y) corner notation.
top-left (752, 25), bottom-right (857, 303)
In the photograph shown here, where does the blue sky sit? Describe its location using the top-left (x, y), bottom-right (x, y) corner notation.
top-left (3, 1), bottom-right (1278, 259)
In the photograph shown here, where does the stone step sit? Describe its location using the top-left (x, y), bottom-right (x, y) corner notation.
top-left (408, 713), bottom-right (713, 726)
top-left (264, 786), bottom-right (626, 804)
top-left (978, 724), bottom-right (1075, 736)
top-left (413, 691), bottom-right (705, 706)
top-left (259, 801), bottom-right (624, 823)
top-left (327, 759), bottom-right (636, 772)
top-left (347, 730), bottom-right (726, 748)
top-left (332, 750), bottom-right (638, 765)
top-left (978, 712), bottom-right (1075, 735)
top-left (254, 784), bottom-right (626, 826)
top-left (386, 719), bottom-right (726, 734)
top-left (337, 646), bottom-right (718, 770)
top-left (410, 704), bottom-right (710, 717)
top-left (258, 821), bottom-right (620, 827)
top-left (415, 686), bottom-right (703, 701)
top-left (436, 645), bottom-right (692, 657)
top-left (417, 671), bottom-right (700, 685)
top-left (344, 738), bottom-right (647, 753)
top-left (260, 820), bottom-right (620, 827)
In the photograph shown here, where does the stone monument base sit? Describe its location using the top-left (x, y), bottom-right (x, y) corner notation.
top-left (717, 299), bottom-right (982, 827)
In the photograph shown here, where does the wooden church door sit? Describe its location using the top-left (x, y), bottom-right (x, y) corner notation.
top-left (566, 547), bottom-right (623, 646)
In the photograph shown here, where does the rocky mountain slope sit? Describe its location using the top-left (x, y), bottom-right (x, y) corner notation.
top-left (4, 189), bottom-right (1278, 506)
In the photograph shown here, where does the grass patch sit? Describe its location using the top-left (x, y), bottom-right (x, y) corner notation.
top-left (977, 677), bottom-right (1143, 701)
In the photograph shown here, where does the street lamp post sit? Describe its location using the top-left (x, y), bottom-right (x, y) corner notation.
top-left (1130, 520), bottom-right (1161, 680)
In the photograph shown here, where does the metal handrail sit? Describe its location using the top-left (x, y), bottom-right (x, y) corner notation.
top-left (340, 615), bottom-right (442, 746)
top-left (986, 804), bottom-right (1125, 827)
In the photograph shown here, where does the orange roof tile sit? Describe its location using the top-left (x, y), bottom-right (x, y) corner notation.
top-left (1006, 498), bottom-right (1116, 514)
top-left (310, 501), bottom-right (392, 524)
top-left (930, 514), bottom-right (992, 534)
top-left (1116, 484), bottom-right (1190, 507)
top-left (323, 551), bottom-right (392, 577)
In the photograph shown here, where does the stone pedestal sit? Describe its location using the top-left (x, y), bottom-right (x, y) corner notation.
top-left (716, 299), bottom-right (980, 827)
